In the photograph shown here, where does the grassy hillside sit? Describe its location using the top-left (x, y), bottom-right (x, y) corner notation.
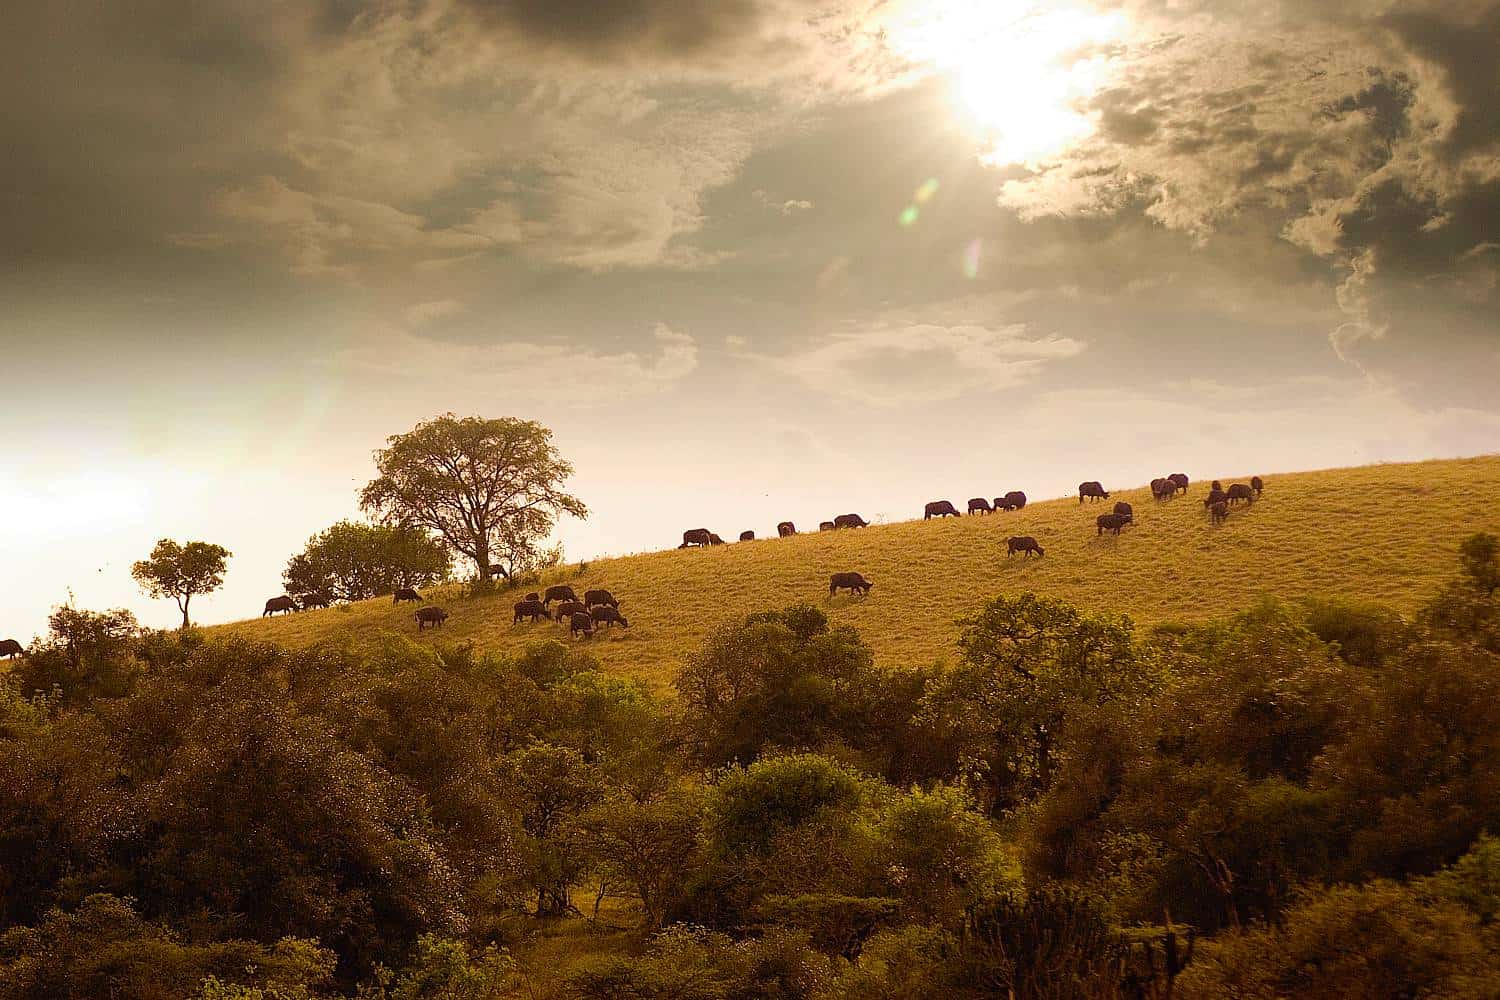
top-left (213, 455), bottom-right (1500, 688)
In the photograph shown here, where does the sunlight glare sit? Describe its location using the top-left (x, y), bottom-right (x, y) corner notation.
top-left (888, 0), bottom-right (1127, 167)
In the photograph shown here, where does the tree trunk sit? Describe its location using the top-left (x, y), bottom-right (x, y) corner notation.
top-left (474, 538), bottom-right (490, 580)
top-left (180, 594), bottom-right (191, 629)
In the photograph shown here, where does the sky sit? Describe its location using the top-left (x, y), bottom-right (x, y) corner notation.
top-left (3, 0), bottom-right (1498, 640)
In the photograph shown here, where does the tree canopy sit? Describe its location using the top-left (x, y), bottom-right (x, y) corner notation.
top-left (283, 520), bottom-right (450, 603)
top-left (359, 414), bottom-right (586, 581)
top-left (130, 539), bottom-right (231, 628)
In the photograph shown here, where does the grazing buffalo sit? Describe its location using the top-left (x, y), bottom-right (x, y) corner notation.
top-left (1209, 500), bottom-right (1229, 525)
top-left (925, 500), bottom-right (961, 520)
top-left (968, 497), bottom-right (994, 515)
top-left (1096, 513), bottom-right (1130, 536)
top-left (514, 599), bottom-right (550, 624)
top-left (834, 513), bottom-right (869, 529)
top-left (1169, 473), bottom-right (1190, 494)
top-left (543, 584), bottom-right (578, 608)
top-left (1007, 536), bottom-right (1044, 557)
top-left (1251, 475), bottom-right (1264, 496)
top-left (1203, 488), bottom-right (1228, 511)
top-left (568, 612), bottom-right (594, 639)
top-left (0, 639), bottom-right (23, 660)
top-left (298, 592), bottom-right (330, 610)
top-left (393, 587), bottom-right (423, 605)
top-left (778, 521), bottom-right (797, 537)
top-left (829, 571), bottom-right (873, 597)
top-left (997, 491), bottom-right (1027, 511)
top-left (1226, 483), bottom-right (1256, 505)
top-left (1113, 501), bottom-right (1134, 520)
top-left (680, 528), bottom-right (719, 548)
top-left (525, 592), bottom-right (540, 601)
top-left (1079, 481), bottom-right (1110, 503)
top-left (1211, 480), bottom-right (1223, 492)
top-left (415, 606), bottom-right (449, 631)
top-left (552, 600), bottom-right (587, 622)
top-left (819, 521), bottom-right (837, 532)
top-left (739, 530), bottom-right (755, 542)
top-left (1151, 478), bottom-right (1175, 501)
top-left (584, 589), bottom-right (618, 609)
top-left (590, 606), bottom-right (630, 628)
top-left (263, 595), bottom-right (298, 616)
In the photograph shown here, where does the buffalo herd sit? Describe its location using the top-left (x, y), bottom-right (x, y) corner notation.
top-left (237, 473), bottom-right (1269, 646)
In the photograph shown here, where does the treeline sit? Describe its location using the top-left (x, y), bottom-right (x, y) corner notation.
top-left (2, 537), bottom-right (1499, 998)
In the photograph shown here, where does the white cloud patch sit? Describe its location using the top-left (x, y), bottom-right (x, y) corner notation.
top-left (743, 323), bottom-right (1084, 406)
top-left (336, 322), bottom-right (698, 405)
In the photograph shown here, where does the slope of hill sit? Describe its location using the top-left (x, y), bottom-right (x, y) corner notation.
top-left (213, 455), bottom-right (1500, 687)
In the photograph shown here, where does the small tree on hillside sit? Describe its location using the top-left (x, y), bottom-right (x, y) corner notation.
top-left (359, 414), bottom-right (587, 582)
top-left (131, 539), bottom-right (231, 628)
top-left (283, 520), bottom-right (450, 603)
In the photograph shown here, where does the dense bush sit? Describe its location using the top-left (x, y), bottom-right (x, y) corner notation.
top-left (2, 535), bottom-right (1498, 995)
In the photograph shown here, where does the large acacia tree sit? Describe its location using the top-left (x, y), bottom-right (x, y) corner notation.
top-left (360, 414), bottom-right (587, 582)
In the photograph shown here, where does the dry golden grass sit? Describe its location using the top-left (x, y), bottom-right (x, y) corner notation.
top-left (212, 455), bottom-right (1500, 689)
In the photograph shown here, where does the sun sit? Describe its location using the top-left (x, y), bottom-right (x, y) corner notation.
top-left (886, 0), bottom-right (1127, 167)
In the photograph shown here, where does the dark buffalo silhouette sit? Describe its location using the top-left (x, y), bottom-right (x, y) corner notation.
top-left (819, 521), bottom-right (836, 532)
top-left (514, 599), bottom-right (550, 624)
top-left (1007, 536), bottom-right (1044, 557)
top-left (569, 612), bottom-right (594, 639)
top-left (584, 589), bottom-right (618, 609)
top-left (552, 600), bottom-right (587, 622)
top-left (997, 491), bottom-right (1027, 511)
top-left (925, 500), bottom-right (961, 519)
top-left (590, 606), bottom-right (630, 628)
top-left (1151, 478), bottom-right (1175, 501)
top-left (1096, 513), bottom-right (1130, 536)
top-left (834, 513), bottom-right (869, 529)
top-left (739, 530), bottom-right (755, 542)
top-left (829, 571), bottom-right (873, 597)
top-left (393, 587), bottom-right (422, 605)
top-left (1209, 499), bottom-right (1229, 525)
top-left (298, 592), bottom-right (330, 610)
top-left (679, 528), bottom-right (716, 548)
top-left (967, 497), bottom-right (993, 515)
top-left (1169, 473), bottom-right (1189, 494)
top-left (525, 592), bottom-right (539, 601)
top-left (1079, 481), bottom-right (1109, 503)
top-left (415, 606), bottom-right (449, 630)
top-left (1113, 501), bottom-right (1134, 520)
top-left (0, 639), bottom-right (23, 660)
top-left (263, 595), bottom-right (298, 616)
top-left (1203, 488), bottom-right (1228, 510)
top-left (1226, 483), bottom-right (1255, 505)
top-left (543, 584), bottom-right (578, 607)
top-left (1251, 475), bottom-right (1264, 496)
top-left (1211, 480), bottom-right (1223, 492)
top-left (777, 521), bottom-right (797, 537)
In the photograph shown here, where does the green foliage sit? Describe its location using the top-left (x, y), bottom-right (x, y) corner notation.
top-left (1424, 833), bottom-right (1500, 923)
top-left (952, 889), bottom-right (1125, 1000)
top-left (1459, 531), bottom-right (1500, 596)
top-left (1176, 879), bottom-right (1500, 999)
top-left (360, 413), bottom-right (586, 581)
top-left (10, 605), bottom-right (142, 702)
top-left (872, 784), bottom-right (1019, 925)
top-left (567, 926), bottom-right (825, 999)
top-left (0, 894), bottom-right (333, 1000)
top-left (706, 754), bottom-right (865, 861)
top-left (369, 934), bottom-right (516, 1000)
top-left (577, 782), bottom-right (706, 927)
top-left (284, 520), bottom-right (451, 603)
top-left (928, 594), bottom-right (1148, 811)
top-left (677, 605), bottom-right (880, 767)
top-left (130, 538), bottom-right (231, 627)
top-left (499, 742), bottom-right (605, 916)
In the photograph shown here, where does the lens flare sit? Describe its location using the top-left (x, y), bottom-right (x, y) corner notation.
top-left (962, 238), bottom-right (982, 278)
